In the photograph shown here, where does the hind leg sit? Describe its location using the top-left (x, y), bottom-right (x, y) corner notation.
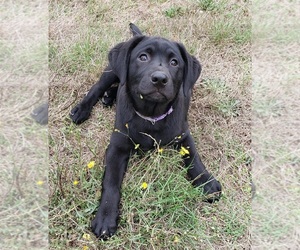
top-left (101, 85), bottom-right (118, 107)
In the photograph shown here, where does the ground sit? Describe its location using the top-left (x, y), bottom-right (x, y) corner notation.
top-left (0, 0), bottom-right (298, 249)
top-left (49, 1), bottom-right (252, 249)
top-left (251, 0), bottom-right (300, 248)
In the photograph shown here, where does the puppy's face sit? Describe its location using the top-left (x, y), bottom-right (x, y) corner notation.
top-left (127, 37), bottom-right (185, 104)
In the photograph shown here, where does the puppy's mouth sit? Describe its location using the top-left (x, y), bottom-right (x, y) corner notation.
top-left (138, 91), bottom-right (168, 102)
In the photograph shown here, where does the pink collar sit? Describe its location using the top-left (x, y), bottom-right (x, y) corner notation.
top-left (135, 106), bottom-right (174, 125)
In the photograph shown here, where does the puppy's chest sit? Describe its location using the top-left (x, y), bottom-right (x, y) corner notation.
top-left (127, 122), bottom-right (181, 150)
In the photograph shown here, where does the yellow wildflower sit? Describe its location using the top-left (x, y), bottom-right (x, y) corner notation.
top-left (73, 180), bottom-right (79, 185)
top-left (179, 146), bottom-right (190, 156)
top-left (36, 180), bottom-right (44, 185)
top-left (134, 144), bottom-right (140, 150)
top-left (174, 235), bottom-right (180, 243)
top-left (141, 182), bottom-right (148, 190)
top-left (82, 233), bottom-right (91, 240)
top-left (82, 246), bottom-right (89, 250)
top-left (87, 161), bottom-right (95, 169)
top-left (158, 148), bottom-right (164, 153)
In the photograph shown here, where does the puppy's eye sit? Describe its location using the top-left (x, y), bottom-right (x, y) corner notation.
top-left (138, 54), bottom-right (148, 62)
top-left (170, 59), bottom-right (178, 66)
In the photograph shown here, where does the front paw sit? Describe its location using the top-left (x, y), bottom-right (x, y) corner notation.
top-left (202, 178), bottom-right (222, 203)
top-left (91, 210), bottom-right (118, 239)
top-left (70, 103), bottom-right (91, 124)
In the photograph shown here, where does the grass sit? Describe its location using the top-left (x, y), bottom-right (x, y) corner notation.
top-left (50, 34), bottom-right (110, 75)
top-left (198, 0), bottom-right (220, 11)
top-left (1, 1), bottom-right (48, 249)
top-left (251, 0), bottom-right (300, 248)
top-left (164, 7), bottom-right (184, 18)
top-left (48, 0), bottom-right (252, 249)
top-left (202, 78), bottom-right (241, 117)
top-left (209, 18), bottom-right (251, 45)
top-left (0, 86), bottom-right (49, 249)
top-left (53, 150), bottom-right (207, 249)
top-left (2, 0), bottom-right (298, 249)
top-left (49, 148), bottom-right (251, 249)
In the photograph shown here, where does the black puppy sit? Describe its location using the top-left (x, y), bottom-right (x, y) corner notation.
top-left (70, 24), bottom-right (221, 239)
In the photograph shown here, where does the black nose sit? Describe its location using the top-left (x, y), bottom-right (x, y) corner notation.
top-left (151, 71), bottom-right (168, 86)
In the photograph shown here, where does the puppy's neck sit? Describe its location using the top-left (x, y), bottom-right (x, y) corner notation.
top-left (133, 100), bottom-right (172, 118)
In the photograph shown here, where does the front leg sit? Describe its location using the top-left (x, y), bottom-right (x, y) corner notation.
top-left (70, 65), bottom-right (119, 124)
top-left (91, 135), bottom-right (132, 239)
top-left (179, 132), bottom-right (222, 202)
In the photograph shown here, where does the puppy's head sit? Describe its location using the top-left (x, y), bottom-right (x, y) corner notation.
top-left (109, 36), bottom-right (201, 104)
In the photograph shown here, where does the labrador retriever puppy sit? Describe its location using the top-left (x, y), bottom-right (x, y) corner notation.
top-left (70, 23), bottom-right (221, 239)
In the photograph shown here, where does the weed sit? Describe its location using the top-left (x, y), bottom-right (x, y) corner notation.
top-left (198, 0), bottom-right (214, 11)
top-left (202, 78), bottom-right (229, 95)
top-left (59, 36), bottom-right (109, 74)
top-left (197, 0), bottom-right (221, 11)
top-left (202, 78), bottom-right (241, 117)
top-left (208, 5), bottom-right (251, 45)
top-left (253, 98), bottom-right (283, 118)
top-left (164, 7), bottom-right (183, 18)
top-left (216, 98), bottom-right (241, 117)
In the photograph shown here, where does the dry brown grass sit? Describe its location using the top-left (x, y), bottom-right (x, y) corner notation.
top-left (0, 1), bottom-right (48, 249)
top-left (48, 0), bottom-right (253, 249)
top-left (251, 0), bottom-right (300, 248)
top-left (1, 0), bottom-right (298, 249)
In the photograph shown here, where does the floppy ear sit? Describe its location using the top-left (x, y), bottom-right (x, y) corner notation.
top-left (177, 43), bottom-right (202, 96)
top-left (108, 36), bottom-right (145, 85)
top-left (129, 23), bottom-right (143, 36)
